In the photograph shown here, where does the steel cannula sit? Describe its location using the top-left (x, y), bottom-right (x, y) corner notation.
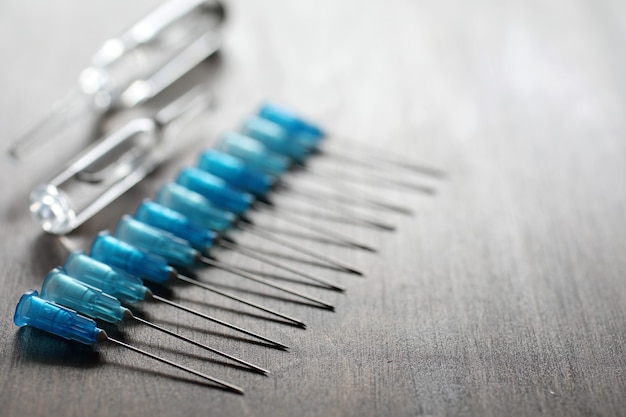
top-left (64, 252), bottom-right (295, 344)
top-left (308, 149), bottom-right (446, 181)
top-left (156, 182), bottom-right (363, 275)
top-left (136, 200), bottom-right (345, 291)
top-left (248, 104), bottom-right (436, 204)
top-left (14, 290), bottom-right (243, 394)
top-left (320, 136), bottom-right (447, 178)
top-left (195, 149), bottom-right (400, 229)
top-left (90, 232), bottom-right (305, 328)
top-left (40, 268), bottom-right (268, 374)
top-left (303, 168), bottom-right (436, 195)
top-left (256, 101), bottom-right (444, 177)
top-left (240, 114), bottom-right (435, 194)
top-left (161, 176), bottom-right (365, 275)
top-left (198, 135), bottom-right (411, 214)
top-left (174, 166), bottom-right (377, 251)
top-left (239, 222), bottom-right (363, 276)
top-left (194, 149), bottom-right (398, 230)
top-left (216, 239), bottom-right (345, 291)
top-left (115, 216), bottom-right (335, 310)
top-left (213, 132), bottom-right (420, 213)
top-left (155, 174), bottom-right (358, 274)
top-left (277, 183), bottom-right (415, 216)
top-left (176, 166), bottom-right (377, 252)
top-left (255, 199), bottom-right (396, 232)
top-left (197, 149), bottom-right (412, 216)
top-left (63, 252), bottom-right (296, 342)
top-left (236, 117), bottom-right (408, 225)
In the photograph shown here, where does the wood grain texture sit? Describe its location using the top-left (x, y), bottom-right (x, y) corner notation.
top-left (0, 0), bottom-right (625, 416)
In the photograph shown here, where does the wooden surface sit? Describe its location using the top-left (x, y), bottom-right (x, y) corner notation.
top-left (1, 1), bottom-right (625, 416)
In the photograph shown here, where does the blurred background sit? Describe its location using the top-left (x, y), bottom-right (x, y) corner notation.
top-left (0, 1), bottom-right (624, 416)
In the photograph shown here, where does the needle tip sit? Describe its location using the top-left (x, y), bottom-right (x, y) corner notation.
top-left (256, 367), bottom-right (271, 375)
top-left (357, 244), bottom-right (377, 253)
top-left (229, 387), bottom-right (245, 395)
top-left (346, 268), bottom-right (364, 276)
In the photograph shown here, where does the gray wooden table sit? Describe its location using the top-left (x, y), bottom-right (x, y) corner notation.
top-left (1, 1), bottom-right (624, 416)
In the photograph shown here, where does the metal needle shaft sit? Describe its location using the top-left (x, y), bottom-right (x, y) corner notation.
top-left (280, 185), bottom-right (414, 216)
top-left (253, 202), bottom-right (377, 252)
top-left (218, 239), bottom-right (345, 292)
top-left (259, 201), bottom-right (396, 231)
top-left (322, 138), bottom-right (446, 178)
top-left (133, 316), bottom-right (269, 374)
top-left (174, 273), bottom-right (306, 328)
top-left (239, 222), bottom-right (364, 276)
top-left (151, 294), bottom-right (290, 349)
top-left (307, 168), bottom-right (435, 195)
top-left (199, 256), bottom-right (335, 310)
top-left (107, 336), bottom-right (244, 394)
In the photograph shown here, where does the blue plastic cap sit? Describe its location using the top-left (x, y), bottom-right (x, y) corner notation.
top-left (64, 252), bottom-right (150, 303)
top-left (136, 201), bottom-right (216, 253)
top-left (197, 150), bottom-right (273, 196)
top-left (241, 115), bottom-right (311, 162)
top-left (115, 215), bottom-right (198, 268)
top-left (216, 131), bottom-right (289, 176)
top-left (258, 102), bottom-right (325, 147)
top-left (14, 290), bottom-right (102, 345)
top-left (41, 268), bottom-right (129, 324)
top-left (155, 183), bottom-right (236, 232)
top-left (176, 167), bottom-right (253, 215)
top-left (90, 232), bottom-right (174, 284)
